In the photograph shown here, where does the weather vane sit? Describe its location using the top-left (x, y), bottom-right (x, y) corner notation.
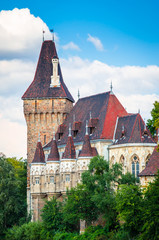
top-left (50, 29), bottom-right (54, 42)
top-left (42, 30), bottom-right (45, 42)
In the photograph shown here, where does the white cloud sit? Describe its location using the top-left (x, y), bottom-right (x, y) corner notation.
top-left (61, 57), bottom-right (159, 120)
top-left (62, 41), bottom-right (80, 51)
top-left (0, 8), bottom-right (57, 59)
top-left (87, 34), bottom-right (104, 51)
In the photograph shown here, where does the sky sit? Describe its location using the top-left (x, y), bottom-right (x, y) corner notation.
top-left (0, 0), bottom-right (159, 159)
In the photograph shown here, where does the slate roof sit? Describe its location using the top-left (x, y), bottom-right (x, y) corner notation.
top-left (79, 135), bottom-right (98, 157)
top-left (22, 40), bottom-right (74, 102)
top-left (139, 146), bottom-right (159, 176)
top-left (44, 92), bottom-right (127, 147)
top-left (32, 141), bottom-right (45, 163)
top-left (62, 136), bottom-right (76, 159)
top-left (47, 139), bottom-right (60, 161)
top-left (113, 114), bottom-right (155, 145)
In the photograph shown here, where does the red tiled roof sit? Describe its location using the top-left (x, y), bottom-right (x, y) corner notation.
top-left (62, 136), bottom-right (76, 159)
top-left (22, 40), bottom-right (74, 102)
top-left (79, 134), bottom-right (98, 157)
top-left (47, 139), bottom-right (59, 161)
top-left (101, 93), bottom-right (127, 139)
top-left (32, 141), bottom-right (45, 163)
top-left (113, 114), bottom-right (155, 145)
top-left (44, 92), bottom-right (127, 147)
top-left (139, 146), bottom-right (159, 176)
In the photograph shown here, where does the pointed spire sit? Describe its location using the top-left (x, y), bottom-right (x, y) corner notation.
top-left (32, 140), bottom-right (45, 163)
top-left (144, 118), bottom-right (147, 131)
top-left (62, 125), bottom-right (76, 159)
top-left (79, 128), bottom-right (98, 158)
top-left (47, 131), bottom-right (59, 161)
top-left (86, 120), bottom-right (88, 135)
top-left (78, 89), bottom-right (80, 99)
top-left (69, 123), bottom-right (72, 136)
top-left (110, 81), bottom-right (113, 94)
top-left (73, 114), bottom-right (75, 122)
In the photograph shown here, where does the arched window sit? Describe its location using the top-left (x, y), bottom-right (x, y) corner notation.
top-left (146, 154), bottom-right (151, 166)
top-left (131, 155), bottom-right (140, 178)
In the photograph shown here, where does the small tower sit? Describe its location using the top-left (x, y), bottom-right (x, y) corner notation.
top-left (77, 121), bottom-right (98, 182)
top-left (30, 136), bottom-right (46, 221)
top-left (60, 124), bottom-right (76, 192)
top-left (46, 132), bottom-right (60, 195)
top-left (22, 40), bottom-right (74, 211)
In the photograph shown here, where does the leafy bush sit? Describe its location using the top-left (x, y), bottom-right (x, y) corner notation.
top-left (5, 222), bottom-right (43, 240)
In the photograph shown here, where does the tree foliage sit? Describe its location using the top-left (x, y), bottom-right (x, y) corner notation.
top-left (0, 156), bottom-right (27, 237)
top-left (147, 101), bottom-right (159, 135)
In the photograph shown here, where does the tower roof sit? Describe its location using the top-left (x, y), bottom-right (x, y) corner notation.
top-left (32, 141), bottom-right (45, 163)
top-left (139, 146), bottom-right (159, 176)
top-left (62, 135), bottom-right (76, 159)
top-left (47, 138), bottom-right (60, 161)
top-left (79, 134), bottom-right (98, 157)
top-left (22, 40), bottom-right (74, 102)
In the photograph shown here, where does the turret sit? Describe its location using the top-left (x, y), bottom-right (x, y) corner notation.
top-left (22, 40), bottom-right (74, 211)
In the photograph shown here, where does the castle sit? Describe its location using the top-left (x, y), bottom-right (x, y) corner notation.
top-left (22, 40), bottom-right (158, 221)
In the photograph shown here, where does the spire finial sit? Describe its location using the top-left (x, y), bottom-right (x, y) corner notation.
top-left (110, 81), bottom-right (113, 94)
top-left (78, 89), bottom-right (80, 99)
top-left (38, 132), bottom-right (41, 142)
top-left (69, 123), bottom-right (72, 137)
top-left (50, 29), bottom-right (54, 42)
top-left (86, 120), bottom-right (88, 135)
top-left (42, 30), bottom-right (45, 42)
top-left (138, 109), bottom-right (140, 114)
top-left (53, 128), bottom-right (55, 140)
top-left (144, 118), bottom-right (146, 131)
top-left (90, 111), bottom-right (92, 119)
top-left (122, 125), bottom-right (124, 132)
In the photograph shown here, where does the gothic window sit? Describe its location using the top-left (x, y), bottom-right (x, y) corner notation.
top-left (66, 174), bottom-right (70, 182)
top-left (50, 176), bottom-right (54, 183)
top-left (119, 155), bottom-right (125, 173)
top-left (131, 155), bottom-right (140, 178)
top-left (35, 177), bottom-right (39, 184)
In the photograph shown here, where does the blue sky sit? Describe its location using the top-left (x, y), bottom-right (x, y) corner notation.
top-left (1, 0), bottom-right (159, 65)
top-left (0, 2), bottom-right (158, 158)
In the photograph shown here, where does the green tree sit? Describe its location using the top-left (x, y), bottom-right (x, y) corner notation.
top-left (116, 184), bottom-right (144, 238)
top-left (0, 156), bottom-right (27, 238)
top-left (64, 156), bottom-right (124, 232)
top-left (41, 197), bottom-right (66, 239)
top-left (147, 101), bottom-right (159, 136)
top-left (139, 171), bottom-right (159, 240)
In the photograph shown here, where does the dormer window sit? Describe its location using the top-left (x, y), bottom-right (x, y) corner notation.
top-left (88, 118), bottom-right (98, 135)
top-left (90, 127), bottom-right (95, 135)
top-left (72, 121), bottom-right (81, 138)
top-left (57, 124), bottom-right (66, 141)
top-left (58, 133), bottom-right (63, 140)
top-left (121, 125), bottom-right (126, 139)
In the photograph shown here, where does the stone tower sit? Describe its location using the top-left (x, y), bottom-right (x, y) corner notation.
top-left (22, 40), bottom-right (74, 210)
